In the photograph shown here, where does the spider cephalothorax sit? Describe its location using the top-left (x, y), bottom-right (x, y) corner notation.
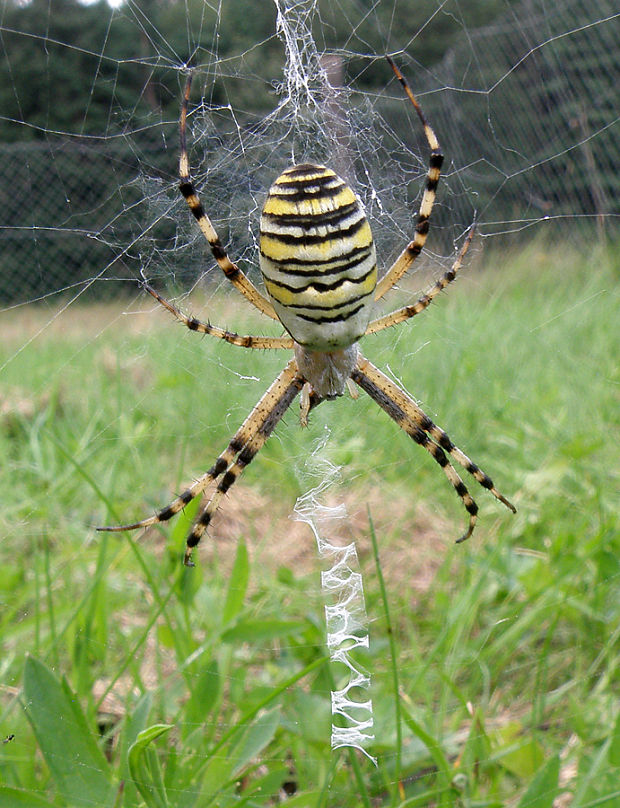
top-left (99, 57), bottom-right (515, 566)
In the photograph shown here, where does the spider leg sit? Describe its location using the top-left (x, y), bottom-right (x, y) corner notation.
top-left (183, 367), bottom-right (303, 564)
top-left (351, 354), bottom-right (515, 542)
top-left (179, 73), bottom-right (278, 321)
top-left (366, 226), bottom-right (474, 336)
top-left (98, 358), bottom-right (304, 563)
top-left (144, 282), bottom-right (294, 350)
top-left (375, 56), bottom-right (443, 301)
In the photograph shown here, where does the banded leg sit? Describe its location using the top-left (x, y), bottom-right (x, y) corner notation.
top-left (144, 282), bottom-right (294, 350)
top-left (351, 354), bottom-right (515, 542)
top-left (183, 370), bottom-right (303, 564)
top-left (179, 74), bottom-right (278, 321)
top-left (375, 56), bottom-right (444, 301)
top-left (98, 358), bottom-right (304, 563)
top-left (366, 226), bottom-right (474, 336)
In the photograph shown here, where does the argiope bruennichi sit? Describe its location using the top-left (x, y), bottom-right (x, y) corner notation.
top-left (99, 57), bottom-right (516, 566)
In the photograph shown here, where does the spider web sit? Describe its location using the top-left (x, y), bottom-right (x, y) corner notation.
top-left (0, 0), bottom-right (618, 802)
top-left (294, 426), bottom-right (376, 761)
top-left (1, 0), bottom-right (616, 311)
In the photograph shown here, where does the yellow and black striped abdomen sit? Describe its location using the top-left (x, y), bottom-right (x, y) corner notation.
top-left (259, 164), bottom-right (376, 350)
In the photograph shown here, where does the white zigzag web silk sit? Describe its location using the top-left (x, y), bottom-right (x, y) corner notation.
top-left (294, 428), bottom-right (376, 764)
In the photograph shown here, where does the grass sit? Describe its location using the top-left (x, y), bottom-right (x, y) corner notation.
top-left (0, 239), bottom-right (618, 807)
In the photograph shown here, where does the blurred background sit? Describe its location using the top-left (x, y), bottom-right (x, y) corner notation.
top-left (0, 0), bottom-right (617, 305)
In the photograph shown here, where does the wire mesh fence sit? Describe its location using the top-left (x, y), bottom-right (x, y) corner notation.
top-left (0, 137), bottom-right (172, 305)
top-left (0, 0), bottom-right (617, 307)
top-left (423, 0), bottom-right (619, 238)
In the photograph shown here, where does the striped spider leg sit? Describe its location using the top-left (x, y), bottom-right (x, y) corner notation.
top-left (177, 72), bottom-right (278, 321)
top-left (141, 280), bottom-right (293, 350)
top-left (373, 55), bottom-right (444, 301)
top-left (100, 358), bottom-right (305, 566)
top-left (357, 58), bottom-right (514, 531)
top-left (351, 354), bottom-right (516, 543)
top-left (365, 225), bottom-right (475, 336)
top-left (98, 57), bottom-right (515, 565)
top-left (365, 55), bottom-right (471, 335)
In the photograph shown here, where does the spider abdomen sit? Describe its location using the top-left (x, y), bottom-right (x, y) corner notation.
top-left (259, 164), bottom-right (377, 350)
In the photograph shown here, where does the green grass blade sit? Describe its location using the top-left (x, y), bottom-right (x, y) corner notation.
top-left (0, 787), bottom-right (56, 807)
top-left (221, 618), bottom-right (307, 643)
top-left (399, 703), bottom-right (452, 804)
top-left (184, 659), bottom-right (221, 733)
top-left (118, 693), bottom-right (154, 806)
top-left (128, 724), bottom-right (174, 808)
top-left (230, 706), bottom-right (281, 777)
top-left (22, 656), bottom-right (114, 807)
top-left (572, 736), bottom-right (617, 807)
top-left (515, 754), bottom-right (559, 808)
top-left (222, 538), bottom-right (249, 625)
top-left (609, 712), bottom-right (620, 767)
top-left (367, 509), bottom-right (401, 786)
top-left (205, 654), bottom-right (327, 765)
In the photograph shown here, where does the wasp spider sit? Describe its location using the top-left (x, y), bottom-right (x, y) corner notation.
top-left (99, 56), bottom-right (516, 566)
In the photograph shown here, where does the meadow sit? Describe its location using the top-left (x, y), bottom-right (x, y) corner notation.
top-left (0, 239), bottom-right (618, 807)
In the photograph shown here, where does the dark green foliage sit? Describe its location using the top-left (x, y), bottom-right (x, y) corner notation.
top-left (1, 0), bottom-right (147, 140)
top-left (0, 0), bottom-right (616, 306)
top-left (22, 657), bottom-right (115, 807)
top-left (0, 0), bottom-right (505, 142)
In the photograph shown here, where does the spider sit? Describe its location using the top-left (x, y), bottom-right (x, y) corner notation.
top-left (99, 56), bottom-right (515, 566)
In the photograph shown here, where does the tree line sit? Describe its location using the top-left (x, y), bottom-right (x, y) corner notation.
top-left (0, 0), bottom-right (505, 142)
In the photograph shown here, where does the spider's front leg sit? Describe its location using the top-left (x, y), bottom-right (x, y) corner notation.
top-left (178, 73), bottom-right (278, 321)
top-left (98, 358), bottom-right (304, 565)
top-left (374, 56), bottom-right (444, 300)
top-left (351, 354), bottom-right (515, 543)
top-left (299, 382), bottom-right (330, 427)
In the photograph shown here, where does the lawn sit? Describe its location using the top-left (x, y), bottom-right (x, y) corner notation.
top-left (0, 239), bottom-right (618, 806)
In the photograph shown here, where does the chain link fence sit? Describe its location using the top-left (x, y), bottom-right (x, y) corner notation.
top-left (0, 137), bottom-right (171, 305)
top-left (1, 0), bottom-right (617, 307)
top-left (423, 0), bottom-right (619, 238)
